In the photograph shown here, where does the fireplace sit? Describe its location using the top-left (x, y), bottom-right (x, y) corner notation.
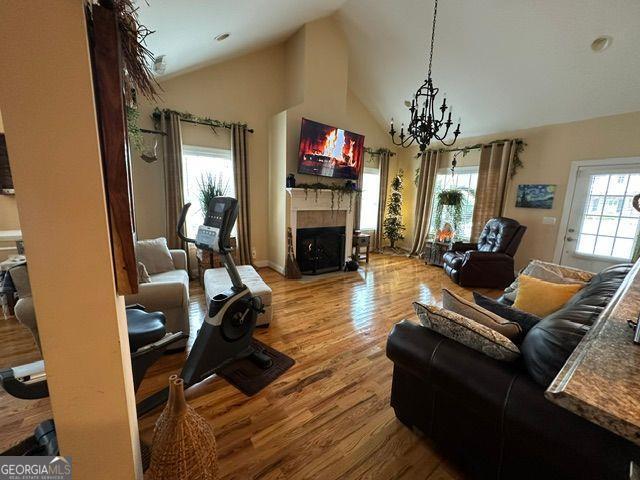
top-left (296, 227), bottom-right (346, 275)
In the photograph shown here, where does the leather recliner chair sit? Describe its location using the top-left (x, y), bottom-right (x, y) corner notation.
top-left (442, 217), bottom-right (526, 288)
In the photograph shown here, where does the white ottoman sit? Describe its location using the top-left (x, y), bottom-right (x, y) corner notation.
top-left (203, 265), bottom-right (272, 326)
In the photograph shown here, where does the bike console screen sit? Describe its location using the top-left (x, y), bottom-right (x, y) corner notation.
top-left (195, 197), bottom-right (238, 253)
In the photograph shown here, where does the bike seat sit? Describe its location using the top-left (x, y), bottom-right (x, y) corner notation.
top-left (126, 309), bottom-right (167, 353)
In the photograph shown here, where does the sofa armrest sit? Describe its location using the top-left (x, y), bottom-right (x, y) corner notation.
top-left (387, 319), bottom-right (522, 405)
top-left (451, 242), bottom-right (477, 252)
top-left (463, 250), bottom-right (513, 262)
top-left (125, 281), bottom-right (188, 310)
top-left (170, 249), bottom-right (187, 271)
top-left (388, 319), bottom-right (520, 376)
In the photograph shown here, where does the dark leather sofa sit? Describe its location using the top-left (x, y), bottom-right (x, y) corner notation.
top-left (443, 217), bottom-right (526, 289)
top-left (387, 263), bottom-right (640, 479)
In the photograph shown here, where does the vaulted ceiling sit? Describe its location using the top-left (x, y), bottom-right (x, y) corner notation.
top-left (138, 0), bottom-right (640, 137)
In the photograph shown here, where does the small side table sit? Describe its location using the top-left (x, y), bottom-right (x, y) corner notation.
top-left (352, 233), bottom-right (371, 263)
top-left (421, 241), bottom-right (451, 267)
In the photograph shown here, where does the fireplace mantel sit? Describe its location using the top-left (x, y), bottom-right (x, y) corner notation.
top-left (286, 188), bottom-right (355, 267)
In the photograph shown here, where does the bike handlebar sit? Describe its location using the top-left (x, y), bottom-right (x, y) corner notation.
top-left (177, 202), bottom-right (197, 244)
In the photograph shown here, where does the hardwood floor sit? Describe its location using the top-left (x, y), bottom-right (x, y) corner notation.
top-left (1, 254), bottom-right (500, 479)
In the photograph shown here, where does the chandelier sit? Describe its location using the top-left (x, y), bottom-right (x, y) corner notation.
top-left (389, 0), bottom-right (461, 152)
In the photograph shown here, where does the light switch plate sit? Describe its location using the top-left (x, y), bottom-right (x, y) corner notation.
top-left (542, 217), bottom-right (557, 225)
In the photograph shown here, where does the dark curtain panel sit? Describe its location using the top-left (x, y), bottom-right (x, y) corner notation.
top-left (470, 141), bottom-right (515, 240)
top-left (409, 150), bottom-right (440, 256)
top-left (162, 112), bottom-right (185, 249)
top-left (373, 150), bottom-right (390, 251)
top-left (231, 124), bottom-right (252, 265)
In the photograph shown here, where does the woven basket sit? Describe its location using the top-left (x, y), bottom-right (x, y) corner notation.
top-left (145, 375), bottom-right (220, 480)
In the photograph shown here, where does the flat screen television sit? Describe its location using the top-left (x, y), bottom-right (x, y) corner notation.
top-left (297, 118), bottom-right (365, 180)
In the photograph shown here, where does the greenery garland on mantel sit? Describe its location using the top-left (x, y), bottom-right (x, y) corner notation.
top-left (419, 138), bottom-right (526, 179)
top-left (294, 182), bottom-right (361, 212)
top-left (152, 107), bottom-right (249, 133)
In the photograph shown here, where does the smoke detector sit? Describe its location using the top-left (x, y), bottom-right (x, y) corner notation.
top-left (591, 36), bottom-right (612, 53)
top-left (214, 33), bottom-right (230, 42)
top-left (153, 55), bottom-right (167, 75)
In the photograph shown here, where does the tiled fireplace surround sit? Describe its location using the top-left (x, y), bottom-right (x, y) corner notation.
top-left (286, 188), bottom-right (355, 273)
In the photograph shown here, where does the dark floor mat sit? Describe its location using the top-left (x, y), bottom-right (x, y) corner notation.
top-left (218, 339), bottom-right (295, 396)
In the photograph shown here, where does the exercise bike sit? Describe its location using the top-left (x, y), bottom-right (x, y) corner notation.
top-left (136, 196), bottom-right (271, 416)
top-left (0, 306), bottom-right (186, 455)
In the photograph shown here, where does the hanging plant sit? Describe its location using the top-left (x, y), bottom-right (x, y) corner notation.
top-left (126, 105), bottom-right (144, 152)
top-left (434, 189), bottom-right (465, 232)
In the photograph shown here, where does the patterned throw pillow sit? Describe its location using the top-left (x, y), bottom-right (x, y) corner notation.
top-left (413, 302), bottom-right (520, 362)
top-left (137, 262), bottom-right (152, 284)
top-left (442, 288), bottom-right (522, 341)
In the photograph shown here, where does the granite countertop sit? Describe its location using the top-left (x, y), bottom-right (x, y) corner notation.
top-left (546, 260), bottom-right (640, 446)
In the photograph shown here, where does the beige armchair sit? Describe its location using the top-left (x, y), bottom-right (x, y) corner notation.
top-left (125, 249), bottom-right (190, 348)
top-left (10, 248), bottom-right (190, 353)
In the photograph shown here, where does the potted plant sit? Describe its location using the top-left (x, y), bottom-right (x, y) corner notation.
top-left (344, 253), bottom-right (360, 272)
top-left (433, 189), bottom-right (465, 236)
top-left (197, 173), bottom-right (229, 219)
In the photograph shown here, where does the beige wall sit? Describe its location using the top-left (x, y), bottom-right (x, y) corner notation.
top-left (132, 15), bottom-right (394, 268)
top-left (398, 111), bottom-right (640, 268)
top-left (132, 43), bottom-right (286, 265)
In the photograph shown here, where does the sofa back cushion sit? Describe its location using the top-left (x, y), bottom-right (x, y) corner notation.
top-left (135, 237), bottom-right (175, 274)
top-left (521, 263), bottom-right (632, 386)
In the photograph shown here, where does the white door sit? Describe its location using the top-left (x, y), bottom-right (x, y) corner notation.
top-left (560, 165), bottom-right (640, 272)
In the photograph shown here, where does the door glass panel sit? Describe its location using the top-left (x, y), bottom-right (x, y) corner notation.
top-left (576, 173), bottom-right (640, 261)
top-left (586, 196), bottom-right (604, 215)
top-left (627, 174), bottom-right (640, 194)
top-left (603, 196), bottom-right (623, 216)
top-left (594, 236), bottom-right (614, 256)
top-left (608, 174), bottom-right (629, 195)
top-left (598, 216), bottom-right (619, 236)
top-left (581, 215), bottom-right (600, 235)
top-left (590, 175), bottom-right (609, 195)
top-left (613, 238), bottom-right (634, 259)
top-left (622, 196), bottom-right (636, 216)
top-left (576, 234), bottom-right (596, 255)
top-left (617, 217), bottom-right (638, 238)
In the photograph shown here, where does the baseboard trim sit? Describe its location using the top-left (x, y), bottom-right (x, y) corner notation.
top-left (267, 261), bottom-right (285, 276)
top-left (253, 260), bottom-right (269, 268)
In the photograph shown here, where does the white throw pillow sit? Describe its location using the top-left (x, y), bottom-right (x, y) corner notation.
top-left (135, 238), bottom-right (175, 274)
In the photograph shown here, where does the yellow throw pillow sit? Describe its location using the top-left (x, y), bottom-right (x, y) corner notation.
top-left (513, 274), bottom-right (583, 317)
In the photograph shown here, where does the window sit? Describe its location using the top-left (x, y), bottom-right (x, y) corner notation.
top-left (575, 173), bottom-right (640, 260)
top-left (359, 167), bottom-right (381, 230)
top-left (428, 166), bottom-right (478, 241)
top-left (182, 145), bottom-right (235, 237)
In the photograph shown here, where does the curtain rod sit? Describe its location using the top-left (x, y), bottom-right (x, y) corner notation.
top-left (179, 117), bottom-right (254, 133)
top-left (431, 138), bottom-right (525, 155)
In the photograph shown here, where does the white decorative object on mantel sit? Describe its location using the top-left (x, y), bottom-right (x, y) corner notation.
top-left (286, 188), bottom-right (355, 268)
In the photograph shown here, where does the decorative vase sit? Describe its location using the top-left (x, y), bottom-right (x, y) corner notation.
top-left (286, 173), bottom-right (296, 188)
top-left (145, 375), bottom-right (219, 480)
